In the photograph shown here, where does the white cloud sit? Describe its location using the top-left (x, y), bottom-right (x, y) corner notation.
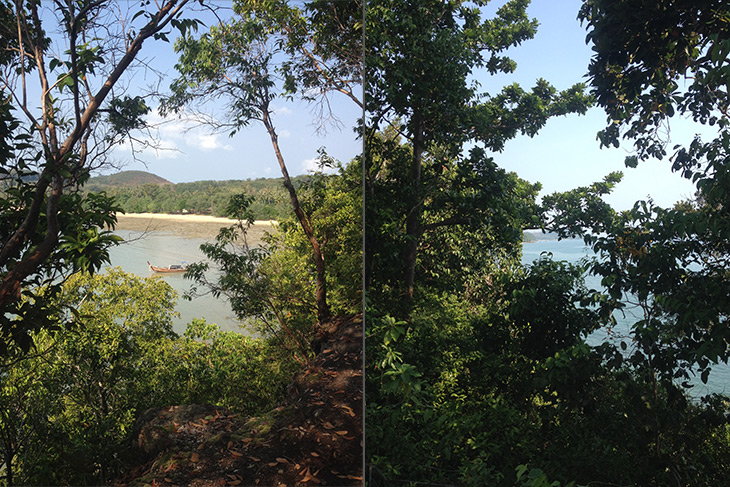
top-left (131, 108), bottom-right (236, 154)
top-left (272, 105), bottom-right (293, 116)
top-left (193, 133), bottom-right (233, 151)
top-left (302, 157), bottom-right (320, 172)
top-left (279, 129), bottom-right (291, 139)
top-left (302, 156), bottom-right (337, 174)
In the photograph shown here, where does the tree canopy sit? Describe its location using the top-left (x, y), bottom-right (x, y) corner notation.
top-left (0, 0), bottom-right (204, 355)
top-left (364, 0), bottom-right (591, 302)
top-left (163, 0), bottom-right (362, 325)
top-left (365, 1), bottom-right (730, 485)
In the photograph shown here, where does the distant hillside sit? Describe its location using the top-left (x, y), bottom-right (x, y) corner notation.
top-left (83, 172), bottom-right (315, 220)
top-left (86, 171), bottom-right (172, 191)
top-left (523, 230), bottom-right (560, 243)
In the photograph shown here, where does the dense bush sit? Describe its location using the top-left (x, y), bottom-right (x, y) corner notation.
top-left (0, 269), bottom-right (297, 486)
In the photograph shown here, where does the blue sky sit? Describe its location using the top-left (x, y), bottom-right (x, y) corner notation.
top-left (487, 0), bottom-right (699, 210)
top-left (106, 3), bottom-right (362, 183)
top-left (107, 0), bottom-right (702, 210)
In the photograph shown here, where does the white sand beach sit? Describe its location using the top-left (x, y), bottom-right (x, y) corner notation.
top-left (117, 212), bottom-right (277, 225)
top-left (114, 212), bottom-right (278, 242)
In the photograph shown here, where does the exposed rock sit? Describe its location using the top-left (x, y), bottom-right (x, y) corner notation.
top-left (132, 405), bottom-right (226, 457)
top-left (115, 314), bottom-right (363, 486)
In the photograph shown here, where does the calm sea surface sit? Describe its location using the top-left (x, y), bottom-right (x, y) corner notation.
top-left (522, 237), bottom-right (730, 397)
top-left (107, 230), bottom-right (248, 335)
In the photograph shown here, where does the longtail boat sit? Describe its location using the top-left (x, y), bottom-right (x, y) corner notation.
top-left (147, 261), bottom-right (188, 273)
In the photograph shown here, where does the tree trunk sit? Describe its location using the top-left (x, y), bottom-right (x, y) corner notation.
top-left (404, 114), bottom-right (425, 299)
top-left (261, 111), bottom-right (330, 323)
top-left (363, 129), bottom-right (376, 289)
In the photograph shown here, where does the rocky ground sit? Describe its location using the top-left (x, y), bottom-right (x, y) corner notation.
top-left (115, 314), bottom-right (363, 487)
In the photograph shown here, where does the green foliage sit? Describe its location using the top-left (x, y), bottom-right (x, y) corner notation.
top-left (0, 269), bottom-right (296, 485)
top-left (186, 158), bottom-right (361, 358)
top-left (143, 318), bottom-right (298, 413)
top-left (366, 128), bottom-right (541, 315)
top-left (0, 103), bottom-right (123, 353)
top-left (368, 254), bottom-right (730, 486)
top-left (515, 466), bottom-right (577, 487)
top-left (364, 1), bottom-right (730, 486)
top-left (0, 0), bottom-right (207, 358)
top-left (295, 154), bottom-right (362, 315)
top-left (30, 269), bottom-right (178, 484)
top-left (163, 1), bottom-right (363, 322)
top-left (579, 1), bottom-right (730, 163)
top-left (106, 96), bottom-right (150, 136)
top-left (185, 189), bottom-right (316, 360)
top-left (86, 174), bottom-right (305, 219)
top-left (542, 0), bottom-right (730, 389)
top-left (365, 0), bottom-right (591, 302)
top-left (85, 170), bottom-right (172, 189)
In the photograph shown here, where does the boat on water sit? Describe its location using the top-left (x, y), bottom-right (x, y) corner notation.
top-left (147, 261), bottom-right (188, 273)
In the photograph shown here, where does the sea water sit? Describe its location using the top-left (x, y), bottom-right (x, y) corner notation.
top-left (106, 230), bottom-right (248, 335)
top-left (522, 237), bottom-right (730, 397)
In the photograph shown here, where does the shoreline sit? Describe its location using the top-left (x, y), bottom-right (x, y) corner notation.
top-left (116, 212), bottom-right (277, 226)
top-left (113, 212), bottom-right (278, 241)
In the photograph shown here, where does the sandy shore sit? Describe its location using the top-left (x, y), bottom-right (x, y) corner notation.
top-left (114, 212), bottom-right (278, 242)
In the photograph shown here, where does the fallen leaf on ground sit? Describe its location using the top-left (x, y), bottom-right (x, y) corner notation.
top-left (335, 430), bottom-right (349, 436)
top-left (190, 452), bottom-right (200, 463)
top-left (230, 450), bottom-right (243, 458)
top-left (300, 466), bottom-right (321, 483)
top-left (340, 405), bottom-right (355, 417)
top-left (276, 457), bottom-right (289, 464)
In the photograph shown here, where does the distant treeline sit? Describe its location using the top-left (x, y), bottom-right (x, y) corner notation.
top-left (522, 230), bottom-right (560, 243)
top-left (87, 177), bottom-right (305, 220)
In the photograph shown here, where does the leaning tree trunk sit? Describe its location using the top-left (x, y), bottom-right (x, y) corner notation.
top-left (261, 109), bottom-right (330, 324)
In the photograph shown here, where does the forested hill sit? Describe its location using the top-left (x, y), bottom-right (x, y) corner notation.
top-left (522, 230), bottom-right (560, 243)
top-left (85, 171), bottom-right (304, 220)
top-left (85, 170), bottom-right (172, 190)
